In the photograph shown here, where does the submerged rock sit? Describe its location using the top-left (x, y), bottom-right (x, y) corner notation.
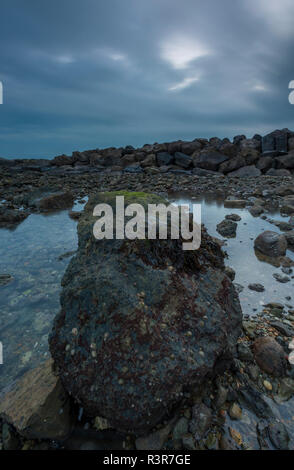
top-left (0, 274), bottom-right (14, 286)
top-left (49, 191), bottom-right (242, 434)
top-left (37, 191), bottom-right (74, 211)
top-left (0, 207), bottom-right (28, 227)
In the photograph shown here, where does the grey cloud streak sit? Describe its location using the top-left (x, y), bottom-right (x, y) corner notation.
top-left (0, 0), bottom-right (293, 157)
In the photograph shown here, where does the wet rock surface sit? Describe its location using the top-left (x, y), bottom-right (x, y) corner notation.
top-left (254, 231), bottom-right (288, 257)
top-left (1, 128), bottom-right (294, 450)
top-left (217, 219), bottom-right (237, 238)
top-left (253, 337), bottom-right (287, 377)
top-left (49, 191), bottom-right (242, 434)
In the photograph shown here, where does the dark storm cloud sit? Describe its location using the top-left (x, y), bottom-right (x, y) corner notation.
top-left (0, 0), bottom-right (293, 157)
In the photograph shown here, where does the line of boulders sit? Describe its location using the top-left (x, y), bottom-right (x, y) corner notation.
top-left (1, 128), bottom-right (294, 177)
top-left (47, 128), bottom-right (294, 177)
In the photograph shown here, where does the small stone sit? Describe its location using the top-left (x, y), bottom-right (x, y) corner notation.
top-left (248, 283), bottom-right (265, 292)
top-left (0, 274), bottom-right (14, 286)
top-left (94, 416), bottom-right (111, 431)
top-left (225, 214), bottom-right (241, 221)
top-left (217, 219), bottom-right (237, 238)
top-left (242, 321), bottom-right (257, 339)
top-left (267, 422), bottom-right (289, 450)
top-left (229, 427), bottom-right (242, 446)
top-left (263, 380), bottom-right (273, 391)
top-left (229, 403), bottom-right (242, 420)
top-left (189, 403), bottom-right (212, 440)
top-left (273, 273), bottom-right (290, 283)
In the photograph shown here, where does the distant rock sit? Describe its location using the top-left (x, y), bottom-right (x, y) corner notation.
top-left (224, 199), bottom-right (247, 208)
top-left (256, 156), bottom-right (273, 172)
top-left (266, 168), bottom-right (292, 177)
top-left (253, 336), bottom-right (286, 377)
top-left (192, 168), bottom-right (223, 177)
top-left (262, 129), bottom-right (290, 154)
top-left (157, 152), bottom-right (174, 166)
top-left (275, 152), bottom-right (294, 169)
top-left (123, 165), bottom-right (144, 173)
top-left (51, 154), bottom-right (73, 166)
top-left (193, 151), bottom-right (229, 171)
top-left (227, 165), bottom-right (261, 177)
top-left (219, 156), bottom-right (246, 174)
top-left (174, 152), bottom-right (193, 168)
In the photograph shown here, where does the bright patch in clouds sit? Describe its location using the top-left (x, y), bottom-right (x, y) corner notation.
top-left (169, 76), bottom-right (199, 91)
top-left (161, 36), bottom-right (210, 69)
top-left (252, 84), bottom-right (267, 92)
top-left (108, 53), bottom-right (126, 62)
top-left (55, 55), bottom-right (75, 64)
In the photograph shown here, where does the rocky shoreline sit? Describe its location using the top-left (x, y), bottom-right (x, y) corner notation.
top-left (1, 128), bottom-right (294, 179)
top-left (1, 129), bottom-right (294, 451)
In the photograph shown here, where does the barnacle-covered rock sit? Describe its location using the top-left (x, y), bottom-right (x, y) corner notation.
top-left (49, 191), bottom-right (242, 433)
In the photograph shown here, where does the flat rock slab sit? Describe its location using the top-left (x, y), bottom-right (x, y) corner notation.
top-left (0, 359), bottom-right (71, 439)
top-left (224, 199), bottom-right (247, 208)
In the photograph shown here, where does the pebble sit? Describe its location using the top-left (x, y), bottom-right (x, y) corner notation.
top-left (263, 380), bottom-right (273, 391)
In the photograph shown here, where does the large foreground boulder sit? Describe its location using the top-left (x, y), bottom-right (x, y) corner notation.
top-left (49, 192), bottom-right (242, 434)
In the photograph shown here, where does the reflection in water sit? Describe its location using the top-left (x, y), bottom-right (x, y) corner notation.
top-left (171, 193), bottom-right (294, 317)
top-left (0, 210), bottom-right (78, 389)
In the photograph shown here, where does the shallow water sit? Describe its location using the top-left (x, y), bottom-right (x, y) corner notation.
top-left (0, 194), bottom-right (293, 393)
top-left (0, 210), bottom-right (79, 390)
top-left (172, 193), bottom-right (294, 317)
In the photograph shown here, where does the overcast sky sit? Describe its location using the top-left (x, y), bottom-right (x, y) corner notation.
top-left (0, 0), bottom-right (294, 158)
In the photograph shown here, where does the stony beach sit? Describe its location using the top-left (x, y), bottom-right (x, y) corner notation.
top-left (1, 129), bottom-right (294, 450)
